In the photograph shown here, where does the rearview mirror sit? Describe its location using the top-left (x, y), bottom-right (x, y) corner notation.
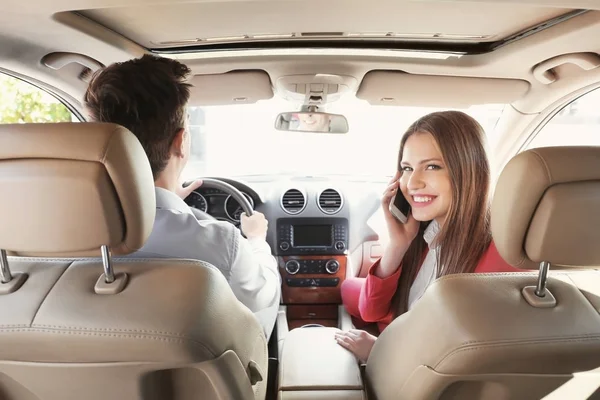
top-left (275, 112), bottom-right (349, 134)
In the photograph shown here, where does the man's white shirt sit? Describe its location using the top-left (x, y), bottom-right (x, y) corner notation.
top-left (130, 187), bottom-right (281, 338)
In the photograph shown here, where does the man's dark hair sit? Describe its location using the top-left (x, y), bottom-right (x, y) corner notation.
top-left (84, 54), bottom-right (192, 179)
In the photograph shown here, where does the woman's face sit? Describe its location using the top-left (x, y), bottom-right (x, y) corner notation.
top-left (399, 132), bottom-right (452, 226)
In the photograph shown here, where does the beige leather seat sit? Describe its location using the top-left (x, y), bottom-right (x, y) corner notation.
top-left (365, 146), bottom-right (600, 400)
top-left (0, 123), bottom-right (267, 400)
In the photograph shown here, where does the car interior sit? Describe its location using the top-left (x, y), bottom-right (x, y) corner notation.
top-left (1, 0), bottom-right (600, 399)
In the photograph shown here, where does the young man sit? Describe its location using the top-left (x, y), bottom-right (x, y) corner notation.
top-left (84, 54), bottom-right (280, 338)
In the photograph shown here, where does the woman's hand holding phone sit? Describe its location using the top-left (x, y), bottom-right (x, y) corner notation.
top-left (376, 171), bottom-right (420, 278)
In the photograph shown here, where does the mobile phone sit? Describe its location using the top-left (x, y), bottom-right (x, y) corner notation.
top-left (389, 191), bottom-right (411, 223)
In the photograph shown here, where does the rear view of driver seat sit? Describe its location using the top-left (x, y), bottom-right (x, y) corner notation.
top-left (365, 146), bottom-right (600, 399)
top-left (0, 123), bottom-right (267, 400)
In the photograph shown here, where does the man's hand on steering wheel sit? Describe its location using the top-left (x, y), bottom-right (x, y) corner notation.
top-left (182, 178), bottom-right (256, 227)
top-left (177, 179), bottom-right (203, 199)
top-left (241, 212), bottom-right (268, 241)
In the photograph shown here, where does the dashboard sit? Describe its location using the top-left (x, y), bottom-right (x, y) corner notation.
top-left (185, 187), bottom-right (255, 225)
top-left (184, 175), bottom-right (388, 328)
top-left (185, 175), bottom-right (385, 246)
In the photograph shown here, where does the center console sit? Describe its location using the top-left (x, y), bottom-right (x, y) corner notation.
top-left (273, 218), bottom-right (364, 399)
top-left (276, 218), bottom-right (349, 329)
top-left (278, 327), bottom-right (365, 400)
top-left (277, 217), bottom-right (348, 255)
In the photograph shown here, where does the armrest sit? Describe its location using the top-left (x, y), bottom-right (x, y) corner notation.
top-left (278, 327), bottom-right (363, 391)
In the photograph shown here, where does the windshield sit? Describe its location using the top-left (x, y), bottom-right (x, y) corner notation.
top-left (183, 97), bottom-right (505, 180)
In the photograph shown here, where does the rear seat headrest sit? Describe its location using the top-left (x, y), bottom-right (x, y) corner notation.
top-left (0, 123), bottom-right (155, 257)
top-left (492, 146), bottom-right (600, 269)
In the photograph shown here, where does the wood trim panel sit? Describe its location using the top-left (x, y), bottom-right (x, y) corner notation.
top-left (287, 304), bottom-right (339, 320)
top-left (287, 304), bottom-right (339, 330)
top-left (279, 255), bottom-right (347, 304)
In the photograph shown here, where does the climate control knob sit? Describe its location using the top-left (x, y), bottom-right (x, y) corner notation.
top-left (325, 259), bottom-right (340, 275)
top-left (285, 260), bottom-right (300, 275)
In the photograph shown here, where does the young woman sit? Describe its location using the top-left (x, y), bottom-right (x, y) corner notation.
top-left (335, 110), bottom-right (518, 362)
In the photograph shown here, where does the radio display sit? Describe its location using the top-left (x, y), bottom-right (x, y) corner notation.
top-left (293, 225), bottom-right (332, 247)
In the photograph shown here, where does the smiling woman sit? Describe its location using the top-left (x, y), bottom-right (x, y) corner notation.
top-left (336, 110), bottom-right (520, 363)
top-left (398, 133), bottom-right (452, 225)
top-left (182, 97), bottom-right (505, 180)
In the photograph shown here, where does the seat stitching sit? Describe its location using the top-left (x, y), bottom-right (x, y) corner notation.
top-left (8, 257), bottom-right (214, 267)
top-left (564, 273), bottom-right (600, 314)
top-left (435, 272), bottom-right (539, 282)
top-left (435, 335), bottom-right (600, 369)
top-left (444, 333), bottom-right (600, 349)
top-left (100, 125), bottom-right (120, 164)
top-left (433, 271), bottom-right (576, 282)
top-left (30, 260), bottom-right (72, 326)
top-left (0, 327), bottom-right (216, 356)
top-left (28, 325), bottom-right (191, 336)
top-left (530, 149), bottom-right (553, 185)
top-left (20, 259), bottom-right (214, 337)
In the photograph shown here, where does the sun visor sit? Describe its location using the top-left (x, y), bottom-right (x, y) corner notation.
top-left (357, 71), bottom-right (530, 107)
top-left (188, 70), bottom-right (273, 106)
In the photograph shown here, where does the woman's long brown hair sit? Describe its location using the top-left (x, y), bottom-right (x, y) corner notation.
top-left (391, 111), bottom-right (492, 317)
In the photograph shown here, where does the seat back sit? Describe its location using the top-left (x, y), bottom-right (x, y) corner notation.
top-left (0, 123), bottom-right (267, 400)
top-left (366, 146), bottom-right (600, 400)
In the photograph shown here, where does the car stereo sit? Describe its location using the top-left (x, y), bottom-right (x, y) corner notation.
top-left (277, 218), bottom-right (348, 255)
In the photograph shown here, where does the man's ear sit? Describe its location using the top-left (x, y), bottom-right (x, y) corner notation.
top-left (171, 128), bottom-right (186, 158)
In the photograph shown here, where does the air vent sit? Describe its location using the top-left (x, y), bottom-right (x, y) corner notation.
top-left (281, 189), bottom-right (306, 215)
top-left (318, 189), bottom-right (343, 214)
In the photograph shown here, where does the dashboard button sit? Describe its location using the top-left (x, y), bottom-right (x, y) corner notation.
top-left (285, 260), bottom-right (300, 275)
top-left (320, 278), bottom-right (340, 287)
top-left (280, 242), bottom-right (290, 251)
top-left (325, 260), bottom-right (340, 274)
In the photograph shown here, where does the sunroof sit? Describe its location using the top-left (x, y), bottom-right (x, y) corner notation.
top-left (64, 1), bottom-right (585, 55)
top-left (152, 9), bottom-right (586, 57)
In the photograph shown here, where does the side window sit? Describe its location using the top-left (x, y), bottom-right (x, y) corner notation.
top-left (526, 87), bottom-right (600, 150)
top-left (0, 73), bottom-right (77, 123)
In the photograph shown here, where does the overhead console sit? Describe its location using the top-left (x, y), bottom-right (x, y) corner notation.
top-left (275, 74), bottom-right (358, 106)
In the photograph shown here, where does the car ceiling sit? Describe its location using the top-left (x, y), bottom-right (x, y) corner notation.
top-left (3, 0), bottom-right (600, 121)
top-left (76, 1), bottom-right (567, 50)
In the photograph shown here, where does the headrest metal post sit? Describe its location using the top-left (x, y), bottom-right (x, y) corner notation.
top-left (0, 250), bottom-right (12, 284)
top-left (534, 261), bottom-right (550, 298)
top-left (101, 245), bottom-right (115, 284)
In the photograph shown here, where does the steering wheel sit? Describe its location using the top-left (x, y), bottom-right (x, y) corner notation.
top-left (184, 178), bottom-right (254, 221)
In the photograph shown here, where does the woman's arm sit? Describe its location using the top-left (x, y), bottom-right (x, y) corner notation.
top-left (358, 256), bottom-right (403, 322)
top-left (358, 172), bottom-right (420, 322)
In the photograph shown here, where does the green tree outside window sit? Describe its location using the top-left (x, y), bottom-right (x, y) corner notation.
top-left (0, 74), bottom-right (75, 124)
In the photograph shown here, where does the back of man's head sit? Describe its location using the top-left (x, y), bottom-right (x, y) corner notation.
top-left (84, 54), bottom-right (192, 179)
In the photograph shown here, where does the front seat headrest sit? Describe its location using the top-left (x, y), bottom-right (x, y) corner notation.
top-left (492, 146), bottom-right (600, 269)
top-left (0, 123), bottom-right (155, 257)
